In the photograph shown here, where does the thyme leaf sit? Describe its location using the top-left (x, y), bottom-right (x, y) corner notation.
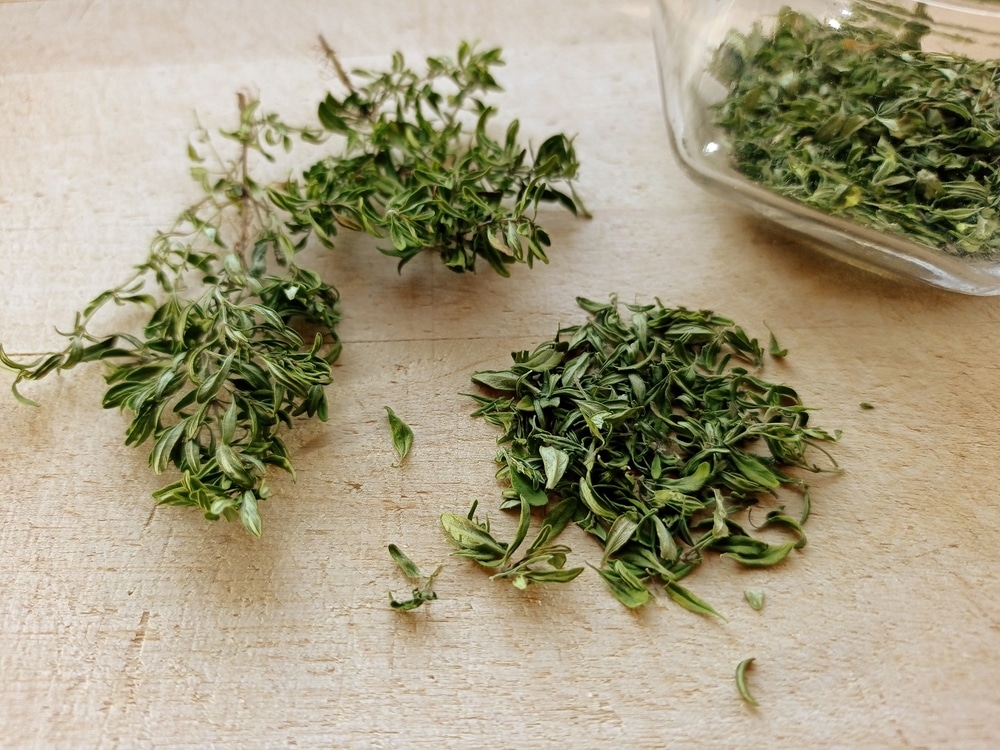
top-left (744, 590), bottom-right (765, 611)
top-left (384, 406), bottom-right (414, 467)
top-left (388, 544), bottom-right (441, 611)
top-left (735, 656), bottom-right (759, 706)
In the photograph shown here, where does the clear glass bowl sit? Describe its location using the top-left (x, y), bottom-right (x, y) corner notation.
top-left (652, 0), bottom-right (1000, 295)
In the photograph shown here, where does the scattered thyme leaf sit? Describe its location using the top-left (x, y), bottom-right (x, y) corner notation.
top-left (384, 406), bottom-right (414, 467)
top-left (768, 330), bottom-right (787, 358)
top-left (388, 544), bottom-right (441, 611)
top-left (735, 656), bottom-right (759, 707)
top-left (744, 590), bottom-right (765, 611)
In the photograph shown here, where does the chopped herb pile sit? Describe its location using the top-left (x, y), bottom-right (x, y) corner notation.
top-left (444, 297), bottom-right (839, 612)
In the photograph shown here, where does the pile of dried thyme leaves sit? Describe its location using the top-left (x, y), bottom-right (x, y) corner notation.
top-left (442, 297), bottom-right (839, 612)
top-left (711, 4), bottom-right (1000, 258)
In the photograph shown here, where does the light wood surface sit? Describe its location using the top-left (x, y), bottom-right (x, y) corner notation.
top-left (2, 1), bottom-right (1000, 748)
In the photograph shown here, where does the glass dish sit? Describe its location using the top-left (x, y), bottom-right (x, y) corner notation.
top-left (652, 0), bottom-right (1000, 295)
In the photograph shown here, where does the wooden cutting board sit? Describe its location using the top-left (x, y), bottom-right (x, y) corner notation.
top-left (1, 1), bottom-right (998, 747)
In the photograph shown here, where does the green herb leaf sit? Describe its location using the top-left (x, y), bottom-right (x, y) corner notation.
top-left (744, 590), bottom-right (765, 611)
top-left (730, 452), bottom-right (782, 490)
top-left (658, 461), bottom-right (712, 493)
top-left (722, 541), bottom-right (796, 568)
top-left (388, 543), bottom-right (424, 580)
top-left (387, 544), bottom-right (441, 611)
top-left (471, 370), bottom-right (519, 392)
top-left (735, 657), bottom-right (759, 707)
top-left (508, 464), bottom-right (549, 508)
top-left (240, 491), bottom-right (263, 538)
top-left (665, 582), bottom-right (727, 620)
top-left (768, 330), bottom-right (787, 358)
top-left (440, 513), bottom-right (507, 564)
top-left (601, 512), bottom-right (640, 567)
top-left (384, 406), bottom-right (414, 467)
top-left (539, 445), bottom-right (570, 489)
top-left (597, 561), bottom-right (652, 609)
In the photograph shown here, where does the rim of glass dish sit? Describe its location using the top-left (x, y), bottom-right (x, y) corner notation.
top-left (676, 146), bottom-right (1000, 293)
top-left (911, 0), bottom-right (1000, 15)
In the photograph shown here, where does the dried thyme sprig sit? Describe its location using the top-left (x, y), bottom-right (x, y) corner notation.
top-left (1, 95), bottom-right (341, 536)
top-left (711, 4), bottom-right (1000, 258)
top-left (273, 41), bottom-right (589, 275)
top-left (384, 405), bottom-right (414, 467)
top-left (445, 297), bottom-right (839, 612)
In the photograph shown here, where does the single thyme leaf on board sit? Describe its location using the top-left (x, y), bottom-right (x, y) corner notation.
top-left (451, 296), bottom-right (839, 611)
top-left (735, 657), bottom-right (759, 707)
top-left (768, 330), bottom-right (787, 358)
top-left (665, 582), bottom-right (726, 621)
top-left (388, 544), bottom-right (441, 611)
top-left (744, 590), bottom-right (765, 611)
top-left (384, 406), bottom-right (414, 466)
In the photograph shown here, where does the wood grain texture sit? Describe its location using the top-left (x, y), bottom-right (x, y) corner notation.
top-left (1, 1), bottom-right (999, 747)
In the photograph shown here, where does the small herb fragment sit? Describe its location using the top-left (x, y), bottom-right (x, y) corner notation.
top-left (440, 498), bottom-right (584, 590)
top-left (744, 590), bottom-right (765, 611)
top-left (712, 5), bottom-right (1000, 258)
top-left (451, 296), bottom-right (839, 611)
top-left (388, 544), bottom-right (441, 611)
top-left (768, 330), bottom-right (787, 359)
top-left (735, 656), bottom-right (759, 707)
top-left (384, 406), bottom-right (414, 466)
top-left (860, 402), bottom-right (875, 411)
